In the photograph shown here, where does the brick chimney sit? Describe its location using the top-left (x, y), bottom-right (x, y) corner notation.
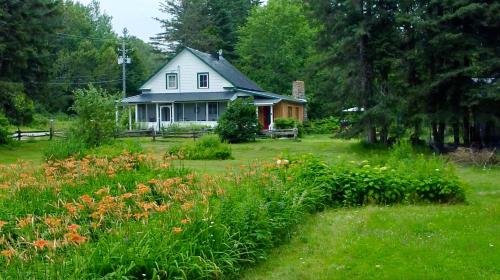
top-left (292, 81), bottom-right (307, 121)
top-left (292, 81), bottom-right (306, 100)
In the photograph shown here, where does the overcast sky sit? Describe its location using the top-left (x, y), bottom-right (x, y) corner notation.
top-left (76, 0), bottom-right (164, 42)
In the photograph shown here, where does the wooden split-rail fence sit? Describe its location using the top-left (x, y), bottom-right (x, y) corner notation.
top-left (116, 128), bottom-right (213, 141)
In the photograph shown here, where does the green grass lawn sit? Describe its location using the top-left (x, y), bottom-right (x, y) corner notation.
top-left (241, 166), bottom-right (500, 280)
top-left (0, 135), bottom-right (498, 279)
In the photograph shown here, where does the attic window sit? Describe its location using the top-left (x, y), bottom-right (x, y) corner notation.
top-left (166, 73), bottom-right (178, 89)
top-left (197, 73), bottom-right (209, 89)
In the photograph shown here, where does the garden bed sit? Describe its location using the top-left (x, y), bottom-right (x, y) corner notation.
top-left (0, 146), bottom-right (464, 278)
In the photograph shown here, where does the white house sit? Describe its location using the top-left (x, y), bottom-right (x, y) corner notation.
top-left (121, 47), bottom-right (307, 131)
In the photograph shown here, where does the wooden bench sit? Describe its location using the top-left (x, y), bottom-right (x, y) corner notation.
top-left (269, 128), bottom-right (298, 140)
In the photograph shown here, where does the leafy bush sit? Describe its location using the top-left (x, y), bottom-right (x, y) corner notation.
top-left (0, 112), bottom-right (11, 145)
top-left (274, 118), bottom-right (297, 129)
top-left (70, 86), bottom-right (117, 148)
top-left (167, 134), bottom-right (232, 160)
top-left (216, 98), bottom-right (259, 143)
top-left (287, 152), bottom-right (465, 206)
top-left (273, 118), bottom-right (303, 137)
top-left (303, 116), bottom-right (340, 134)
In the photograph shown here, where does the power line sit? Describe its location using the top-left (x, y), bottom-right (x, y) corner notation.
top-left (28, 79), bottom-right (122, 85)
top-left (54, 32), bottom-right (119, 43)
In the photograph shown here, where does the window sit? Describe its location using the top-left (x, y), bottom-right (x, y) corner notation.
top-left (166, 73), bottom-right (178, 89)
top-left (295, 107), bottom-right (299, 119)
top-left (208, 103), bottom-right (218, 121)
top-left (288, 106), bottom-right (293, 118)
top-left (197, 73), bottom-right (209, 88)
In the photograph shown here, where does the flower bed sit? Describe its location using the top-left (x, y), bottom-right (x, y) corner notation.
top-left (0, 151), bottom-right (464, 278)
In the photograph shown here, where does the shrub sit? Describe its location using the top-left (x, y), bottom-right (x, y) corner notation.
top-left (274, 118), bottom-right (297, 129)
top-left (70, 86), bottom-right (117, 148)
top-left (303, 116), bottom-right (340, 134)
top-left (287, 154), bottom-right (465, 206)
top-left (0, 112), bottom-right (11, 145)
top-left (216, 98), bottom-right (259, 143)
top-left (167, 134), bottom-right (232, 160)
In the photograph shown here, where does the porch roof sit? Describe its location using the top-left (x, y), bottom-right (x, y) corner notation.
top-left (254, 99), bottom-right (281, 105)
top-left (121, 92), bottom-right (235, 104)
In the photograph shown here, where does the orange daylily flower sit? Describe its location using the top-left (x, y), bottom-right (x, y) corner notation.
top-left (17, 216), bottom-right (32, 228)
top-left (136, 183), bottom-right (151, 195)
top-left (67, 224), bottom-right (81, 232)
top-left (44, 217), bottom-right (62, 228)
top-left (64, 232), bottom-right (87, 244)
top-left (1, 249), bottom-right (15, 258)
top-left (0, 220), bottom-right (7, 230)
top-left (33, 239), bottom-right (50, 250)
top-left (121, 192), bottom-right (134, 199)
top-left (80, 194), bottom-right (94, 205)
top-left (181, 218), bottom-right (190, 224)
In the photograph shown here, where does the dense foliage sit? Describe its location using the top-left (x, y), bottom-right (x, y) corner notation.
top-left (303, 117), bottom-right (340, 134)
top-left (0, 0), bottom-right (163, 117)
top-left (306, 0), bottom-right (499, 148)
top-left (69, 86), bottom-right (117, 147)
top-left (216, 98), bottom-right (259, 143)
top-left (235, 0), bottom-right (316, 95)
top-left (0, 144), bottom-right (464, 278)
top-left (153, 0), bottom-right (260, 59)
top-left (167, 134), bottom-right (233, 160)
top-left (0, 112), bottom-right (10, 145)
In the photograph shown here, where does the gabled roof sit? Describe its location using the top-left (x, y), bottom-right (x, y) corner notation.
top-left (185, 48), bottom-right (264, 92)
top-left (140, 47), bottom-right (264, 92)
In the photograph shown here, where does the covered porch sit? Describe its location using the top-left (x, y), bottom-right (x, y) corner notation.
top-left (121, 101), bottom-right (228, 131)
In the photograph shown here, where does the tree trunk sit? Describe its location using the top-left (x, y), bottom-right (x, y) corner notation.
top-left (463, 110), bottom-right (470, 146)
top-left (453, 122), bottom-right (460, 146)
top-left (380, 125), bottom-right (389, 145)
top-left (358, 0), bottom-right (375, 144)
top-left (431, 121), bottom-right (446, 152)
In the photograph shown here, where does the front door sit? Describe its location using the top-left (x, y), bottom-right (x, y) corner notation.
top-left (258, 106), bottom-right (271, 130)
top-left (160, 106), bottom-right (172, 128)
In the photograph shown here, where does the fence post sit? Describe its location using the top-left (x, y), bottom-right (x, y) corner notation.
top-left (293, 128), bottom-right (298, 140)
top-left (16, 129), bottom-right (21, 141)
top-left (152, 128), bottom-right (156, 142)
top-left (49, 119), bottom-right (54, 140)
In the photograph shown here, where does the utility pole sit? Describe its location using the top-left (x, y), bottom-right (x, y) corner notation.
top-left (118, 28), bottom-right (131, 101)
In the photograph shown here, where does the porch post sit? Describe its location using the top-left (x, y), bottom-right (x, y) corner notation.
top-left (115, 104), bottom-right (119, 126)
top-left (270, 105), bottom-right (274, 130)
top-left (156, 103), bottom-right (159, 131)
top-left (135, 104), bottom-right (138, 129)
top-left (171, 103), bottom-right (175, 123)
top-left (128, 106), bottom-right (132, 130)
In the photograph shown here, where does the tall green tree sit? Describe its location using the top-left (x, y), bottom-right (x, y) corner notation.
top-left (0, 0), bottom-right (61, 116)
top-left (236, 0), bottom-right (316, 95)
top-left (307, 0), bottom-right (400, 143)
top-left (153, 0), bottom-right (259, 58)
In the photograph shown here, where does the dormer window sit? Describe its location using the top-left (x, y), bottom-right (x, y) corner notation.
top-left (166, 73), bottom-right (178, 89)
top-left (197, 73), bottom-right (209, 89)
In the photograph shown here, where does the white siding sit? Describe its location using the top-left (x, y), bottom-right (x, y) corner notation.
top-left (140, 50), bottom-right (233, 93)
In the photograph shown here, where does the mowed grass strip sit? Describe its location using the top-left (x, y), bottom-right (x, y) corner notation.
top-left (242, 167), bottom-right (500, 280)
